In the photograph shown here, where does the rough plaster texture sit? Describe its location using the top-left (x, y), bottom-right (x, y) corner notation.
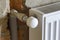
top-left (0, 0), bottom-right (10, 18)
top-left (0, 0), bottom-right (10, 40)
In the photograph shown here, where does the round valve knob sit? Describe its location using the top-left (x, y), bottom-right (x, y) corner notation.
top-left (26, 16), bottom-right (38, 28)
top-left (10, 9), bottom-right (38, 28)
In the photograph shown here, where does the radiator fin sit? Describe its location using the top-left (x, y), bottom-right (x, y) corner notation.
top-left (59, 20), bottom-right (60, 40)
top-left (56, 20), bottom-right (60, 40)
top-left (51, 21), bottom-right (56, 40)
top-left (44, 12), bottom-right (60, 40)
top-left (45, 20), bottom-right (60, 40)
top-left (45, 22), bottom-right (51, 40)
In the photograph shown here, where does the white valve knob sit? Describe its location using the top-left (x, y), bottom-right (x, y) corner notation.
top-left (26, 16), bottom-right (38, 28)
top-left (10, 9), bottom-right (38, 28)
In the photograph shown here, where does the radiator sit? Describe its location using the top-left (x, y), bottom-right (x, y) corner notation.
top-left (10, 2), bottom-right (60, 40)
top-left (25, 0), bottom-right (60, 7)
top-left (29, 2), bottom-right (60, 40)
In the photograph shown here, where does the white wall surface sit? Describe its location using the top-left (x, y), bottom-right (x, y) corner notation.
top-left (0, 0), bottom-right (10, 18)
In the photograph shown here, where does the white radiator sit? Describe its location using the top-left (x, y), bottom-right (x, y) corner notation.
top-left (10, 2), bottom-right (60, 40)
top-left (29, 2), bottom-right (60, 40)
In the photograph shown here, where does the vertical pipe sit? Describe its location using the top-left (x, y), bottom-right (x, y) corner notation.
top-left (9, 14), bottom-right (18, 40)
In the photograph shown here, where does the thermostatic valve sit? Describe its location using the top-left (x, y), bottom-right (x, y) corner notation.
top-left (10, 9), bottom-right (38, 28)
